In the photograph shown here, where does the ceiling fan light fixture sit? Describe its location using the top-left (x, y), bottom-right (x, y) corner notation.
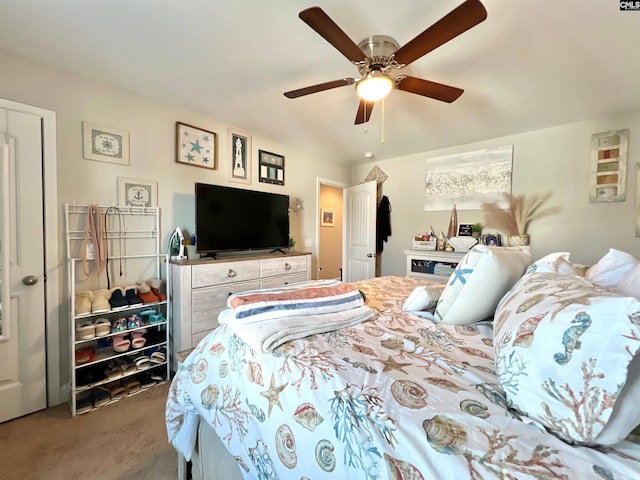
top-left (356, 71), bottom-right (393, 101)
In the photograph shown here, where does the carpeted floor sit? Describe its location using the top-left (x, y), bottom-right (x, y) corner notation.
top-left (0, 382), bottom-right (177, 480)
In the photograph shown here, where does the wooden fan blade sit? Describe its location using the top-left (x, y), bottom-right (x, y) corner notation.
top-left (299, 7), bottom-right (367, 64)
top-left (396, 76), bottom-right (464, 103)
top-left (393, 0), bottom-right (487, 66)
top-left (355, 99), bottom-right (375, 124)
top-left (284, 78), bottom-right (355, 99)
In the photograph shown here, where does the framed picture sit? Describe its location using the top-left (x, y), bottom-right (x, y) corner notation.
top-left (117, 177), bottom-right (157, 208)
top-left (482, 233), bottom-right (502, 246)
top-left (321, 208), bottom-right (335, 227)
top-left (457, 223), bottom-right (473, 236)
top-left (227, 128), bottom-right (252, 184)
top-left (176, 122), bottom-right (217, 170)
top-left (589, 129), bottom-right (628, 203)
top-left (83, 122), bottom-right (130, 165)
top-left (258, 150), bottom-right (285, 186)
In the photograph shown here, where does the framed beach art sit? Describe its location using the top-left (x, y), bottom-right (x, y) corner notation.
top-left (83, 122), bottom-right (130, 166)
top-left (228, 128), bottom-right (252, 184)
top-left (176, 122), bottom-right (217, 170)
top-left (117, 177), bottom-right (157, 208)
top-left (258, 150), bottom-right (285, 186)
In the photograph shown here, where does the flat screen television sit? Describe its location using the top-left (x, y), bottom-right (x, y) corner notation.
top-left (195, 183), bottom-right (290, 254)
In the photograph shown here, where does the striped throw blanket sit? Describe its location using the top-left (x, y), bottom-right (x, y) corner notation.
top-left (227, 279), bottom-right (365, 323)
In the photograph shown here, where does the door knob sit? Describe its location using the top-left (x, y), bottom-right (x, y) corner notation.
top-left (22, 275), bottom-right (38, 286)
top-left (367, 253), bottom-right (376, 258)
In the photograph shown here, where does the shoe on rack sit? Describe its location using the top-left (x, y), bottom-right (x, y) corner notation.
top-left (146, 278), bottom-right (162, 290)
top-left (95, 318), bottom-right (111, 337)
top-left (109, 287), bottom-right (128, 311)
top-left (146, 278), bottom-right (167, 301)
top-left (112, 334), bottom-right (130, 353)
top-left (75, 346), bottom-right (96, 365)
top-left (75, 291), bottom-right (93, 316)
top-left (136, 282), bottom-right (159, 303)
top-left (75, 320), bottom-right (96, 341)
top-left (104, 380), bottom-right (128, 401)
top-left (124, 288), bottom-right (144, 308)
top-left (92, 387), bottom-right (111, 407)
top-left (75, 390), bottom-right (93, 414)
top-left (92, 289), bottom-right (111, 314)
top-left (131, 329), bottom-right (147, 349)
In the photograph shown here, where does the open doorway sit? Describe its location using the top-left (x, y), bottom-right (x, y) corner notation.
top-left (316, 178), bottom-right (347, 280)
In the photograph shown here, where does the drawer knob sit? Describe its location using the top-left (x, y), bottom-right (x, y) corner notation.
top-left (284, 262), bottom-right (291, 271)
top-left (228, 269), bottom-right (237, 278)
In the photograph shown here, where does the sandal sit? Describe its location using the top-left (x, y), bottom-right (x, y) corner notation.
top-left (105, 380), bottom-right (128, 401)
top-left (95, 318), bottom-right (111, 337)
top-left (124, 378), bottom-right (141, 394)
top-left (134, 355), bottom-right (151, 369)
top-left (104, 361), bottom-right (122, 380)
top-left (131, 329), bottom-right (147, 349)
top-left (150, 350), bottom-right (166, 364)
top-left (117, 357), bottom-right (137, 375)
top-left (112, 334), bottom-right (130, 353)
top-left (75, 346), bottom-right (95, 365)
top-left (75, 390), bottom-right (93, 414)
top-left (139, 372), bottom-right (157, 389)
top-left (92, 387), bottom-right (111, 407)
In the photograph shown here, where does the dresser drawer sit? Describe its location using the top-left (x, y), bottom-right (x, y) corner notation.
top-left (191, 280), bottom-right (260, 334)
top-left (260, 256), bottom-right (307, 278)
top-left (260, 272), bottom-right (309, 290)
top-left (192, 260), bottom-right (260, 288)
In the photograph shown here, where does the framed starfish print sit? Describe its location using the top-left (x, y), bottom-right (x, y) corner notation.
top-left (175, 122), bottom-right (217, 170)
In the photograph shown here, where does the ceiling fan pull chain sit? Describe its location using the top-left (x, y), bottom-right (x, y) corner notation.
top-left (380, 98), bottom-right (385, 144)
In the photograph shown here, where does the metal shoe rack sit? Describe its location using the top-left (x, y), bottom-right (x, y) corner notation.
top-left (65, 203), bottom-right (170, 416)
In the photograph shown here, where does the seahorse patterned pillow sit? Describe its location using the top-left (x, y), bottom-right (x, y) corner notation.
top-left (433, 245), bottom-right (532, 326)
top-left (494, 271), bottom-right (640, 445)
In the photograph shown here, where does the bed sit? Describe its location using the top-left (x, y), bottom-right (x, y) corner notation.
top-left (166, 246), bottom-right (640, 480)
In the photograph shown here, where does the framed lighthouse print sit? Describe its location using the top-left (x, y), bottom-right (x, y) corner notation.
top-left (117, 177), bottom-right (158, 208)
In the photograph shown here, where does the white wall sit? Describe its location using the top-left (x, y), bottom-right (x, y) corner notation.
top-left (0, 48), bottom-right (351, 393)
top-left (353, 111), bottom-right (640, 276)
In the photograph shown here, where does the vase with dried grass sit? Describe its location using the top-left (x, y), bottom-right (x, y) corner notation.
top-left (480, 192), bottom-right (559, 247)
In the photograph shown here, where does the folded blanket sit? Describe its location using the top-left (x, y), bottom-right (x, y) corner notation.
top-left (219, 305), bottom-right (377, 353)
top-left (227, 279), bottom-right (365, 323)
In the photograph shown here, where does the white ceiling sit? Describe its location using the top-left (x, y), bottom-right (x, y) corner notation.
top-left (1, 0), bottom-right (639, 165)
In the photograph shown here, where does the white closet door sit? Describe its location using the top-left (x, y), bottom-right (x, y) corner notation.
top-left (0, 108), bottom-right (47, 423)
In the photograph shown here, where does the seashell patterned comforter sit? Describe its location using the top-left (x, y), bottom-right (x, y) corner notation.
top-left (166, 275), bottom-right (640, 480)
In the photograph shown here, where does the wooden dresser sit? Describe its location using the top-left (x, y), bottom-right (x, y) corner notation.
top-left (170, 252), bottom-right (311, 367)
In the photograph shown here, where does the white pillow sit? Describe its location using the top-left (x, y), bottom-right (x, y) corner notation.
top-left (617, 262), bottom-right (640, 298)
top-left (402, 285), bottom-right (445, 312)
top-left (585, 248), bottom-right (639, 290)
top-left (433, 245), bottom-right (532, 326)
top-left (494, 271), bottom-right (640, 445)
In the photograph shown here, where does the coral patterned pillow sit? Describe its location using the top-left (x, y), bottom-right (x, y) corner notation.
top-left (494, 271), bottom-right (640, 445)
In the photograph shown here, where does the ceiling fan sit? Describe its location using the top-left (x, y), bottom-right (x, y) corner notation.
top-left (284, 0), bottom-right (487, 124)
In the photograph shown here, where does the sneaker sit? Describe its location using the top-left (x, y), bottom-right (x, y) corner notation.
top-left (125, 288), bottom-right (144, 307)
top-left (75, 291), bottom-right (93, 316)
top-left (109, 288), bottom-right (128, 311)
top-left (92, 289), bottom-right (111, 314)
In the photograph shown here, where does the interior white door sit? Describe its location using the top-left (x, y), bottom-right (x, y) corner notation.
top-left (0, 108), bottom-right (47, 423)
top-left (343, 180), bottom-right (377, 282)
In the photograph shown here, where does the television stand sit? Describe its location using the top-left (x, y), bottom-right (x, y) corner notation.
top-left (270, 248), bottom-right (287, 254)
top-left (201, 252), bottom-right (217, 259)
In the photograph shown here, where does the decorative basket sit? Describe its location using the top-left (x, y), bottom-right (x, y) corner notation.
top-left (412, 239), bottom-right (437, 251)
